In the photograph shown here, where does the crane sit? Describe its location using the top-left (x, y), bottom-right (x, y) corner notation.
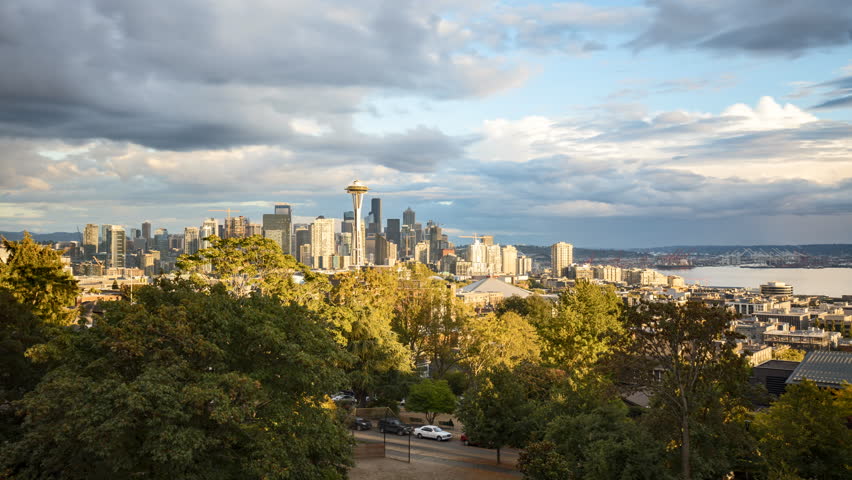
top-left (209, 208), bottom-right (241, 239)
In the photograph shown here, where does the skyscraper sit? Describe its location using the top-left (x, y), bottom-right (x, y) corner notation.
top-left (154, 228), bottom-right (169, 252)
top-left (345, 180), bottom-right (369, 266)
top-left (200, 218), bottom-right (218, 249)
top-left (83, 224), bottom-right (99, 254)
top-left (263, 205), bottom-right (292, 254)
top-left (386, 219), bottom-right (400, 254)
top-left (403, 207), bottom-right (415, 227)
top-left (294, 225), bottom-right (311, 264)
top-left (370, 197), bottom-right (382, 234)
top-left (184, 227), bottom-right (200, 255)
top-left (310, 216), bottom-right (335, 269)
top-left (142, 221), bottom-right (152, 241)
top-left (375, 234), bottom-right (397, 266)
top-left (106, 225), bottom-right (126, 269)
top-left (224, 216), bottom-right (249, 239)
top-left (428, 224), bottom-right (443, 264)
top-left (551, 242), bottom-right (574, 278)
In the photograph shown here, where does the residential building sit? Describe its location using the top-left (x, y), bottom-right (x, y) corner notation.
top-left (310, 216), bottom-right (335, 269)
top-left (761, 281), bottom-right (793, 296)
top-left (83, 223), bottom-right (99, 254)
top-left (551, 242), bottom-right (573, 277)
top-left (263, 208), bottom-right (292, 254)
top-left (106, 225), bottom-right (126, 269)
top-left (501, 245), bottom-right (518, 275)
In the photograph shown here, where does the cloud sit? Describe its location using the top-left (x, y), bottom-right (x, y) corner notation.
top-left (629, 0), bottom-right (852, 55)
top-left (810, 73), bottom-right (852, 109)
top-left (0, 0), bottom-right (527, 156)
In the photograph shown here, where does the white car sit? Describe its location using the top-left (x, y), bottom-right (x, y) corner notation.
top-left (413, 425), bottom-right (453, 441)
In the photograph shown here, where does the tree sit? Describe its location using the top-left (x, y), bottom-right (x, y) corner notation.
top-left (518, 441), bottom-right (573, 480)
top-left (111, 279), bottom-right (119, 290)
top-left (1, 281), bottom-right (353, 480)
top-left (0, 232), bottom-right (78, 325)
top-left (772, 346), bottom-right (806, 362)
top-left (456, 367), bottom-right (534, 464)
top-left (534, 281), bottom-right (623, 383)
top-left (326, 268), bottom-right (411, 404)
top-left (392, 265), bottom-right (471, 378)
top-left (624, 301), bottom-right (748, 480)
top-left (406, 379), bottom-right (456, 425)
top-left (176, 235), bottom-right (322, 304)
top-left (459, 311), bottom-right (540, 377)
top-left (752, 380), bottom-right (852, 480)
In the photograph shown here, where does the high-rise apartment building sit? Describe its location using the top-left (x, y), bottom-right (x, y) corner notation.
top-left (142, 221), bottom-right (152, 240)
top-left (403, 207), bottom-right (415, 227)
top-left (83, 224), bottom-right (99, 254)
top-left (486, 244), bottom-right (502, 274)
top-left (310, 217), bottom-right (335, 269)
top-left (502, 245), bottom-right (518, 275)
top-left (184, 227), bottom-right (200, 255)
top-left (107, 225), bottom-right (126, 269)
top-left (551, 242), bottom-right (574, 277)
top-left (517, 255), bottom-right (533, 275)
top-left (262, 204), bottom-right (293, 254)
top-left (414, 241), bottom-right (430, 265)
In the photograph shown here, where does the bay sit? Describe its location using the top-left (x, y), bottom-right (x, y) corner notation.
top-left (657, 266), bottom-right (852, 297)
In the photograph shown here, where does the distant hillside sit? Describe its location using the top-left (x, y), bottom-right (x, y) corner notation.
top-left (0, 231), bottom-right (82, 242)
top-left (515, 245), bottom-right (642, 260)
top-left (636, 244), bottom-right (852, 256)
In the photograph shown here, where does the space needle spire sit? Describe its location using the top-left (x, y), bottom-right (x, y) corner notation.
top-left (344, 180), bottom-right (369, 266)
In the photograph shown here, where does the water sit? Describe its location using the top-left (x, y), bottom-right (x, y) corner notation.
top-left (658, 266), bottom-right (852, 297)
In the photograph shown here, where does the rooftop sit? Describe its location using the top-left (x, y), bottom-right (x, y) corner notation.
top-left (787, 351), bottom-right (852, 388)
top-left (457, 277), bottom-right (532, 298)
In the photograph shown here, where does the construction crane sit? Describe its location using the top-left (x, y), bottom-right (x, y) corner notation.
top-left (209, 208), bottom-right (241, 239)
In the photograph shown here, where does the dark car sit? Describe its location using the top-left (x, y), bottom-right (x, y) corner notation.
top-left (378, 418), bottom-right (413, 436)
top-left (460, 433), bottom-right (492, 447)
top-left (351, 417), bottom-right (372, 431)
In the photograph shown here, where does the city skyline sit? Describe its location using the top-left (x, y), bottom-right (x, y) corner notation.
top-left (3, 1), bottom-right (852, 247)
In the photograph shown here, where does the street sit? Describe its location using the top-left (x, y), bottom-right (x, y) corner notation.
top-left (352, 429), bottom-right (522, 479)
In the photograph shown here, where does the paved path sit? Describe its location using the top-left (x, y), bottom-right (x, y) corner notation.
top-left (352, 429), bottom-right (521, 479)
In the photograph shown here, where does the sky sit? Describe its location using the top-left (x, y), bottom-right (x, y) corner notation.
top-left (2, 0), bottom-right (852, 248)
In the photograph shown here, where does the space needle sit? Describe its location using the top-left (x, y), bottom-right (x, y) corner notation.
top-left (344, 180), bottom-right (369, 266)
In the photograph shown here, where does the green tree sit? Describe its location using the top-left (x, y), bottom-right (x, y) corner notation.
top-left (406, 379), bottom-right (456, 426)
top-left (534, 281), bottom-right (623, 382)
top-left (1, 281), bottom-right (353, 480)
top-left (111, 279), bottom-right (119, 290)
top-left (624, 301), bottom-right (749, 480)
top-left (0, 232), bottom-right (78, 325)
top-left (392, 265), bottom-right (471, 378)
top-left (176, 235), bottom-right (322, 303)
top-left (326, 268), bottom-right (411, 404)
top-left (518, 441), bottom-right (573, 480)
top-left (459, 311), bottom-right (540, 377)
top-left (752, 381), bottom-right (852, 480)
top-left (457, 366), bottom-right (534, 464)
top-left (772, 346), bottom-right (806, 362)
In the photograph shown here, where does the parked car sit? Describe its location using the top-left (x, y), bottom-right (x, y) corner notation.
top-left (460, 433), bottom-right (491, 447)
top-left (351, 417), bottom-right (372, 431)
top-left (332, 394), bottom-right (356, 403)
top-left (378, 418), bottom-right (413, 436)
top-left (414, 425), bottom-right (453, 441)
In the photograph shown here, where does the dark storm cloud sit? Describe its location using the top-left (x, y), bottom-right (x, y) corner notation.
top-left (629, 0), bottom-right (852, 55)
top-left (0, 0), bottom-right (521, 169)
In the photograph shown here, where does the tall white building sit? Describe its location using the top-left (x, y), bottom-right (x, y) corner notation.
top-left (310, 217), bottom-right (335, 269)
top-left (486, 244), bottom-right (502, 274)
top-left (502, 245), bottom-right (518, 275)
top-left (200, 218), bottom-right (218, 249)
top-left (551, 242), bottom-right (573, 277)
top-left (106, 225), bottom-right (126, 269)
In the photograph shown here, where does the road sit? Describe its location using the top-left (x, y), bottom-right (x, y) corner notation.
top-left (353, 429), bottom-right (521, 478)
